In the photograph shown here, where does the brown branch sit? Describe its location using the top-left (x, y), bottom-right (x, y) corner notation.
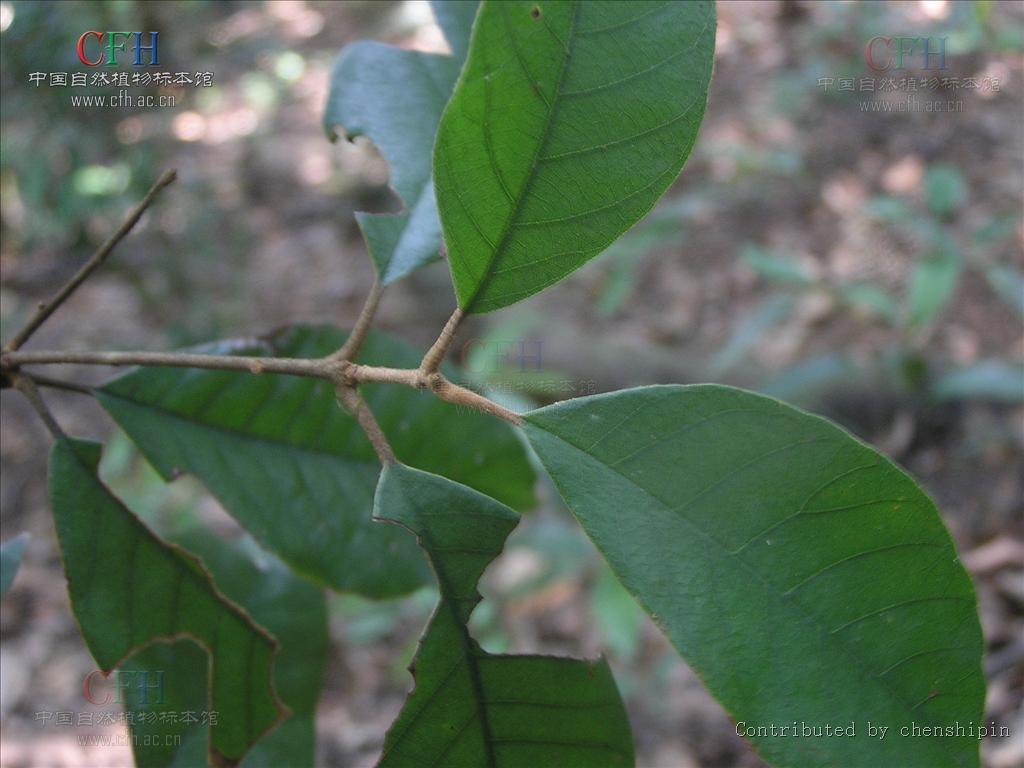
top-left (336, 385), bottom-right (395, 464)
top-left (3, 350), bottom-right (524, 426)
top-left (347, 363), bottom-right (523, 426)
top-left (419, 307), bottom-right (464, 375)
top-left (10, 374), bottom-right (65, 439)
top-left (329, 278), bottom-right (383, 362)
top-left (1, 349), bottom-right (334, 379)
top-left (4, 169), bottom-right (177, 352)
top-left (426, 373), bottom-right (523, 426)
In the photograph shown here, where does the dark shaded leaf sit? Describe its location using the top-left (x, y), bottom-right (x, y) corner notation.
top-left (48, 438), bottom-right (284, 766)
top-left (97, 326), bottom-right (535, 598)
top-left (123, 530), bottom-right (327, 768)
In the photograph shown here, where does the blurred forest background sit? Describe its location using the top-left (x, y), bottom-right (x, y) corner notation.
top-left (1, 1), bottom-right (1022, 767)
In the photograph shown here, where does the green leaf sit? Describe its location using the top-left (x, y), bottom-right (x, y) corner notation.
top-left (374, 464), bottom-right (634, 767)
top-left (932, 360), bottom-right (1024, 403)
top-left (906, 246), bottom-right (961, 328)
top-left (523, 385), bottom-right (984, 768)
top-left (984, 264), bottom-right (1024, 317)
top-left (97, 326), bottom-right (535, 598)
top-left (709, 294), bottom-right (795, 376)
top-left (47, 438), bottom-right (284, 766)
top-left (123, 530), bottom-right (328, 768)
top-left (760, 354), bottom-right (860, 404)
top-left (435, 0), bottom-right (716, 313)
top-left (924, 164), bottom-right (967, 218)
top-left (323, 3), bottom-right (476, 285)
top-left (0, 532), bottom-right (29, 596)
top-left (840, 282), bottom-right (898, 322)
top-left (865, 195), bottom-right (912, 223)
top-left (741, 244), bottom-right (813, 285)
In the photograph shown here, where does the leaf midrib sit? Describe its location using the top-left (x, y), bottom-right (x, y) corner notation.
top-left (98, 389), bottom-right (379, 467)
top-left (457, 1), bottom-right (581, 312)
top-left (527, 419), bottom-right (968, 740)
top-left (402, 491), bottom-right (498, 768)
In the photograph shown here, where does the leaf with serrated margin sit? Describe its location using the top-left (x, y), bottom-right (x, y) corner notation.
top-left (97, 326), bottom-right (535, 598)
top-left (324, 2), bottom-right (478, 285)
top-left (47, 438), bottom-right (284, 767)
top-left (122, 529), bottom-right (327, 768)
top-left (374, 464), bottom-right (634, 768)
top-left (523, 385), bottom-right (984, 768)
top-left (1, 532), bottom-right (29, 596)
top-left (435, 0), bottom-right (715, 312)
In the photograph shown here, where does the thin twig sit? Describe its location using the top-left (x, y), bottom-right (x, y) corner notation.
top-left (3, 349), bottom-right (524, 426)
top-left (426, 373), bottom-right (523, 426)
top-left (329, 278), bottom-right (383, 362)
top-left (419, 307), bottom-right (464, 375)
top-left (10, 374), bottom-right (65, 439)
top-left (343, 363), bottom-right (421, 388)
top-left (5, 169), bottom-right (178, 352)
top-left (347, 363), bottom-right (523, 426)
top-left (1, 349), bottom-right (333, 378)
top-left (336, 385), bottom-right (395, 464)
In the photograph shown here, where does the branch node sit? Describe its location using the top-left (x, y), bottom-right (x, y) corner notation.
top-left (11, 373), bottom-right (66, 439)
top-left (336, 361), bottom-right (357, 387)
top-left (419, 307), bottom-right (464, 376)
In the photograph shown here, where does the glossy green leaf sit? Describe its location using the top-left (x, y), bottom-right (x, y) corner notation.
top-left (0, 532), bottom-right (29, 596)
top-left (123, 529), bottom-right (328, 768)
top-left (47, 438), bottom-right (284, 766)
top-left (97, 326), bottom-right (535, 598)
top-left (374, 464), bottom-right (634, 767)
top-left (323, 3), bottom-right (477, 284)
top-left (524, 385), bottom-right (984, 768)
top-left (435, 0), bottom-right (716, 313)
top-left (907, 246), bottom-right (961, 328)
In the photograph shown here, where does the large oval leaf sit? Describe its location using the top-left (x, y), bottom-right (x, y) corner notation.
top-left (523, 385), bottom-right (984, 768)
top-left (374, 464), bottom-right (634, 767)
top-left (97, 326), bottom-right (536, 598)
top-left (435, 0), bottom-right (715, 312)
